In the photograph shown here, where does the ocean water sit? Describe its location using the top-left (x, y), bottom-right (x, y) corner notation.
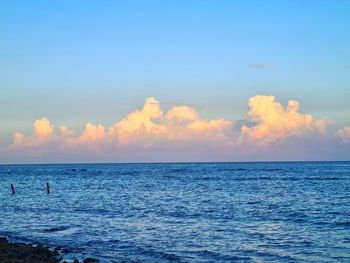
top-left (0, 162), bottom-right (349, 262)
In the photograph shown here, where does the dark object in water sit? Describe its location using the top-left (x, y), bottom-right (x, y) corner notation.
top-left (61, 247), bottom-right (74, 254)
top-left (83, 258), bottom-right (99, 263)
top-left (0, 237), bottom-right (100, 263)
top-left (10, 184), bottom-right (15, 194)
top-left (47, 182), bottom-right (51, 194)
top-left (0, 237), bottom-right (60, 263)
top-left (44, 226), bottom-right (70, 233)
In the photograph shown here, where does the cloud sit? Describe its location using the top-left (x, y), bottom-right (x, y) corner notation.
top-left (2, 95), bottom-right (338, 162)
top-left (108, 97), bottom-right (167, 145)
top-left (166, 106), bottom-right (198, 123)
top-left (12, 117), bottom-right (55, 147)
top-left (249, 64), bottom-right (269, 69)
top-left (59, 126), bottom-right (74, 137)
top-left (335, 126), bottom-right (350, 144)
top-left (108, 97), bottom-right (233, 146)
top-left (34, 117), bottom-right (54, 138)
top-left (164, 105), bottom-right (232, 145)
top-left (79, 123), bottom-right (106, 144)
top-left (9, 97), bottom-right (233, 151)
top-left (238, 95), bottom-right (329, 145)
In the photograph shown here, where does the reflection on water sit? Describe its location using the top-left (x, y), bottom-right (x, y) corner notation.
top-left (0, 162), bottom-right (349, 262)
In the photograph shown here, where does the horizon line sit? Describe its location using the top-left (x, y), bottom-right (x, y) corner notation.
top-left (1, 160), bottom-right (349, 166)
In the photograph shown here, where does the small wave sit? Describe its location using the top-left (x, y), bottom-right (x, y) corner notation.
top-left (246, 201), bottom-right (261, 205)
top-left (292, 218), bottom-right (307, 223)
top-left (343, 238), bottom-right (350, 243)
top-left (335, 221), bottom-right (350, 227)
top-left (120, 171), bottom-right (142, 176)
top-left (220, 167), bottom-right (285, 172)
top-left (222, 176), bottom-right (345, 181)
top-left (198, 250), bottom-right (251, 261)
top-left (196, 176), bottom-right (218, 181)
top-left (44, 226), bottom-right (70, 232)
top-left (60, 168), bottom-right (89, 175)
top-left (169, 168), bottom-right (193, 174)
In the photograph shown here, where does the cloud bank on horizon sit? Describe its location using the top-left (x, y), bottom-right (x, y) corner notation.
top-left (1, 95), bottom-right (349, 163)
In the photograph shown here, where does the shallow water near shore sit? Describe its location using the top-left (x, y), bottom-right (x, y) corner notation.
top-left (1, 162), bottom-right (350, 262)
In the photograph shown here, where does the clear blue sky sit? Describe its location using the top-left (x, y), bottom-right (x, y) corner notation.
top-left (0, 1), bottom-right (349, 155)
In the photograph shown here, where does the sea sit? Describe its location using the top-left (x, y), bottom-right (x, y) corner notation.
top-left (0, 162), bottom-right (349, 262)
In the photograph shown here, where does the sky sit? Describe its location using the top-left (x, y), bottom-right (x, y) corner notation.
top-left (0, 0), bottom-right (349, 163)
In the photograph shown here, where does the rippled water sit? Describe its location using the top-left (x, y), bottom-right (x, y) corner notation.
top-left (0, 162), bottom-right (349, 262)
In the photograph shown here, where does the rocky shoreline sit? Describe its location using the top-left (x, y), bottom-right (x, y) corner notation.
top-left (0, 237), bottom-right (98, 263)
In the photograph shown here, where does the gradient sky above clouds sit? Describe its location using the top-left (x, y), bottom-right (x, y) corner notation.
top-left (0, 1), bottom-right (349, 163)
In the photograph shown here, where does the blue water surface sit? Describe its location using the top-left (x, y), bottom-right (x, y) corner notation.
top-left (0, 162), bottom-right (349, 262)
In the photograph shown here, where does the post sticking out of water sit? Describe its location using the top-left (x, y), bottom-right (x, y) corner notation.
top-left (11, 184), bottom-right (15, 194)
top-left (46, 182), bottom-right (51, 194)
